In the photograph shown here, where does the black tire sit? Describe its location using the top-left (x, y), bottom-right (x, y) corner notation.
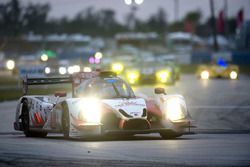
top-left (21, 100), bottom-right (47, 137)
top-left (62, 103), bottom-right (70, 139)
top-left (160, 132), bottom-right (182, 139)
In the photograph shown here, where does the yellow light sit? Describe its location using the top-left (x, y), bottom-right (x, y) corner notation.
top-left (230, 71), bottom-right (237, 80)
top-left (112, 63), bottom-right (124, 74)
top-left (79, 98), bottom-right (101, 123)
top-left (83, 67), bottom-right (92, 72)
top-left (127, 72), bottom-right (139, 84)
top-left (45, 67), bottom-right (51, 74)
top-left (94, 52), bottom-right (103, 59)
top-left (41, 54), bottom-right (48, 62)
top-left (59, 67), bottom-right (67, 75)
top-left (156, 71), bottom-right (169, 83)
top-left (6, 60), bottom-right (15, 70)
top-left (166, 98), bottom-right (185, 121)
top-left (201, 70), bottom-right (209, 80)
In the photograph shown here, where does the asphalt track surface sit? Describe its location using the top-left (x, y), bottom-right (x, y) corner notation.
top-left (0, 74), bottom-right (250, 167)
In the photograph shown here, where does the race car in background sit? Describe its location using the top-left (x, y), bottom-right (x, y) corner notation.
top-left (14, 71), bottom-right (193, 139)
top-left (111, 54), bottom-right (180, 85)
top-left (196, 59), bottom-right (239, 80)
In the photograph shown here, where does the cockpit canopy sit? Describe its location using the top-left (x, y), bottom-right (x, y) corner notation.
top-left (74, 77), bottom-right (135, 99)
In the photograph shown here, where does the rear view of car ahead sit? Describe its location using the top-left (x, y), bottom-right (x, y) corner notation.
top-left (196, 60), bottom-right (239, 80)
top-left (14, 71), bottom-right (194, 139)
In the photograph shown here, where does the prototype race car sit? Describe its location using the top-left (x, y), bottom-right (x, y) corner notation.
top-left (111, 55), bottom-right (179, 85)
top-left (14, 71), bottom-right (193, 139)
top-left (196, 60), bottom-right (239, 80)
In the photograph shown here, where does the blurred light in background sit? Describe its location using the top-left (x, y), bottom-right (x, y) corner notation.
top-left (230, 71), bottom-right (237, 80)
top-left (135, 0), bottom-right (144, 5)
top-left (156, 71), bottom-right (170, 83)
top-left (95, 58), bottom-right (101, 64)
top-left (201, 70), bottom-right (209, 80)
top-left (6, 60), bottom-right (15, 70)
top-left (126, 71), bottom-right (139, 84)
top-left (112, 63), bottom-right (124, 74)
top-left (83, 67), bottom-right (92, 72)
top-left (94, 52), bottom-right (103, 59)
top-left (59, 67), bottom-right (67, 75)
top-left (124, 0), bottom-right (132, 5)
top-left (45, 67), bottom-right (51, 74)
top-left (68, 65), bottom-right (81, 74)
top-left (89, 56), bottom-right (95, 64)
top-left (40, 53), bottom-right (48, 62)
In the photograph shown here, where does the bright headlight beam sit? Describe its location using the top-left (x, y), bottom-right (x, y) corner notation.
top-left (79, 98), bottom-right (101, 123)
top-left (127, 72), bottom-right (139, 84)
top-left (156, 71), bottom-right (169, 83)
top-left (6, 60), bottom-right (15, 70)
top-left (230, 71), bottom-right (237, 80)
top-left (112, 63), bottom-right (124, 74)
top-left (201, 70), bottom-right (209, 80)
top-left (166, 98), bottom-right (185, 121)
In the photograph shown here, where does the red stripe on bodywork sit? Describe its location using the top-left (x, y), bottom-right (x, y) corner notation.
top-left (146, 100), bottom-right (162, 117)
top-left (119, 119), bottom-right (126, 129)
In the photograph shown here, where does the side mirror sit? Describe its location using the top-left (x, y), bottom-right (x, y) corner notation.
top-left (54, 91), bottom-right (67, 97)
top-left (154, 87), bottom-right (166, 95)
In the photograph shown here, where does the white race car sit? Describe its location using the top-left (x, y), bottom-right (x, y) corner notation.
top-left (14, 71), bottom-right (194, 139)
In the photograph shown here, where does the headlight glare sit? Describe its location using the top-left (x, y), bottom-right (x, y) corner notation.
top-left (166, 98), bottom-right (185, 121)
top-left (230, 71), bottom-right (237, 80)
top-left (201, 70), bottom-right (209, 80)
top-left (156, 70), bottom-right (170, 83)
top-left (112, 63), bottom-right (124, 74)
top-left (127, 71), bottom-right (139, 84)
top-left (79, 98), bottom-right (101, 123)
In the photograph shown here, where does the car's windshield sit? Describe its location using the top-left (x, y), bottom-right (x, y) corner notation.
top-left (76, 78), bottom-right (135, 99)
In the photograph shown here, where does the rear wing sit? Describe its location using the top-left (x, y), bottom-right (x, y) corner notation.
top-left (22, 76), bottom-right (71, 95)
top-left (22, 71), bottom-right (117, 95)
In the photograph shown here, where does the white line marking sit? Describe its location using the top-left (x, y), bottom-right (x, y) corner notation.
top-left (189, 106), bottom-right (250, 109)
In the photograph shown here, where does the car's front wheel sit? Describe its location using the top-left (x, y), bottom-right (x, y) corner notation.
top-left (21, 100), bottom-right (47, 137)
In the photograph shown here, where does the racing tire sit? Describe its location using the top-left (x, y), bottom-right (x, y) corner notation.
top-left (62, 103), bottom-right (70, 139)
top-left (21, 100), bottom-right (47, 138)
top-left (160, 132), bottom-right (182, 139)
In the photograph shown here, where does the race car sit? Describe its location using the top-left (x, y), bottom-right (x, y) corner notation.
top-left (196, 60), bottom-right (239, 80)
top-left (113, 55), bottom-right (179, 85)
top-left (14, 71), bottom-right (194, 139)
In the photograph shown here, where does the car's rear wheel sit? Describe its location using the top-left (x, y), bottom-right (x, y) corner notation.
top-left (21, 100), bottom-right (47, 137)
top-left (160, 132), bottom-right (182, 139)
top-left (62, 103), bottom-right (70, 139)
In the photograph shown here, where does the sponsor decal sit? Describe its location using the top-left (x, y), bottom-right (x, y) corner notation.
top-left (115, 101), bottom-right (145, 108)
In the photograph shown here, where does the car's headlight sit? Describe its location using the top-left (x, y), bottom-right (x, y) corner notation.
top-left (230, 71), bottom-right (237, 80)
top-left (79, 98), bottom-right (101, 123)
top-left (166, 98), bottom-right (185, 121)
top-left (156, 70), bottom-right (170, 83)
top-left (6, 60), bottom-right (15, 70)
top-left (126, 71), bottom-right (139, 84)
top-left (112, 63), bottom-right (124, 74)
top-left (200, 70), bottom-right (209, 80)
